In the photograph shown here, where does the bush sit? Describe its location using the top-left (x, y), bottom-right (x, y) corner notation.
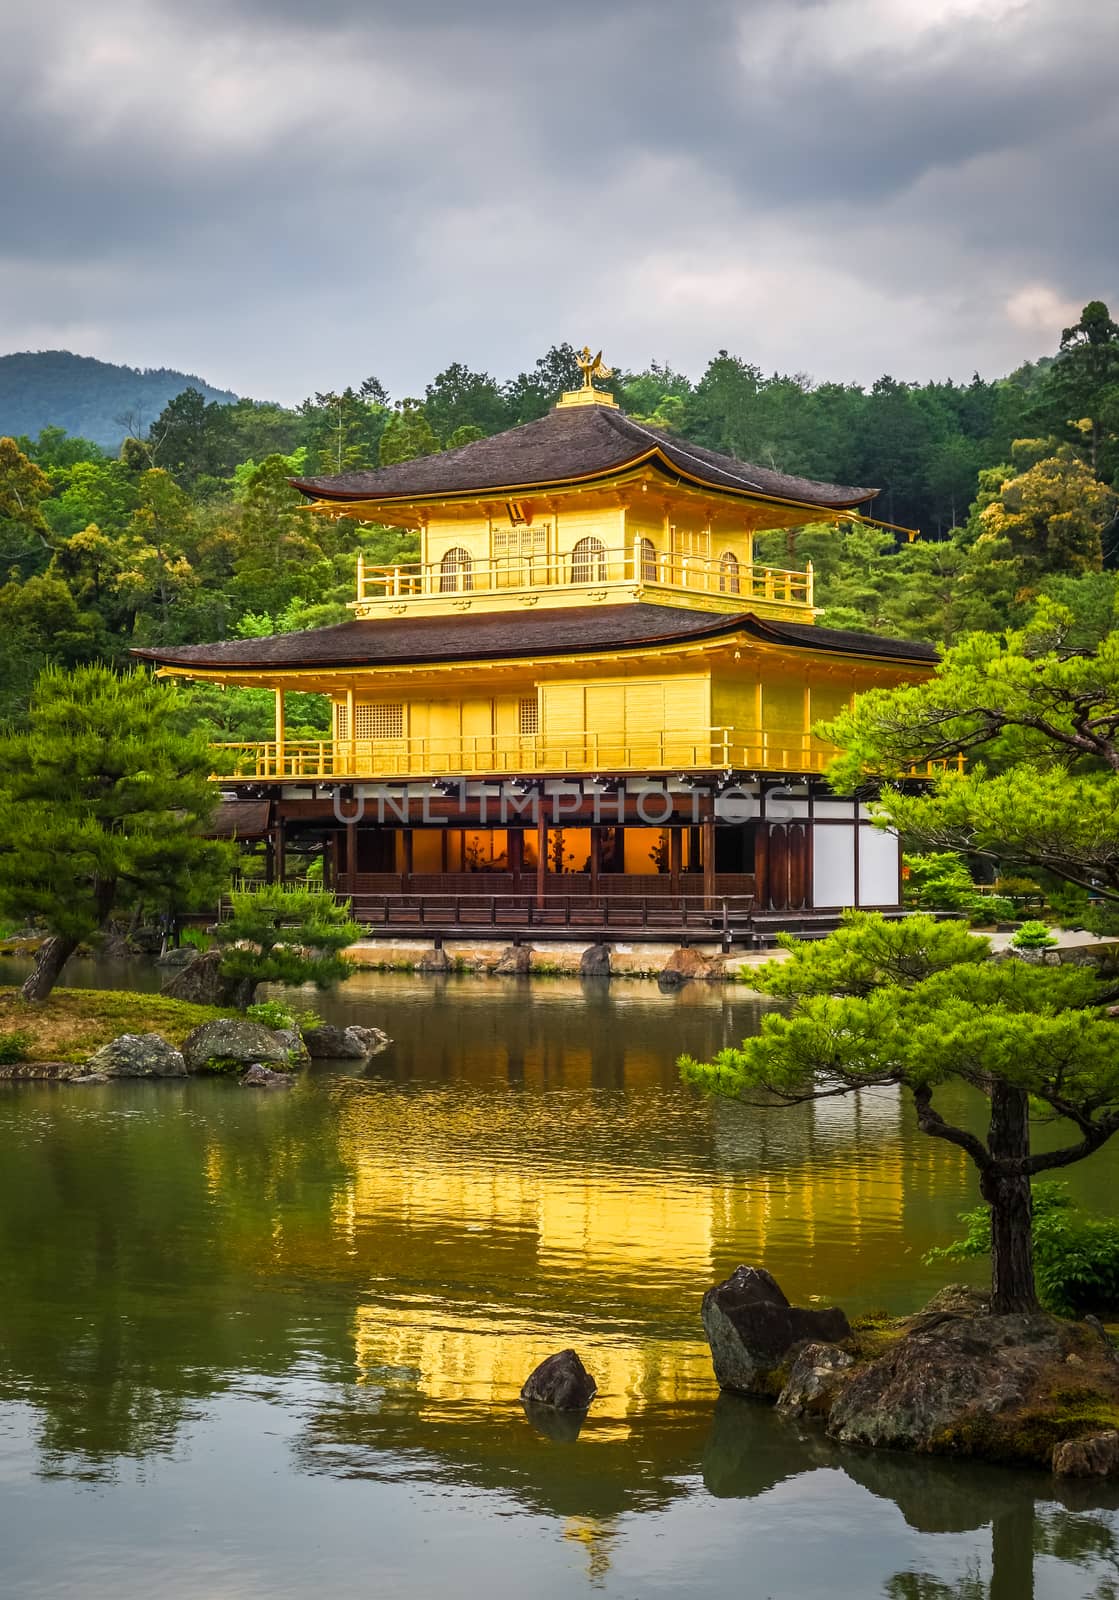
top-left (246, 999), bottom-right (321, 1033)
top-left (968, 894), bottom-right (1017, 926)
top-left (0, 1029), bottom-right (32, 1064)
top-left (1011, 920), bottom-right (1058, 949)
top-left (180, 926), bottom-right (212, 953)
top-left (927, 1184), bottom-right (1119, 1317)
top-left (904, 852), bottom-right (977, 912)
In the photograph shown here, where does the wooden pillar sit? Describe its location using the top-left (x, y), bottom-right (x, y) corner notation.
top-left (669, 825), bottom-right (682, 901)
top-left (265, 831), bottom-right (276, 885)
top-left (345, 687), bottom-right (355, 774)
top-left (755, 822), bottom-right (769, 910)
top-left (509, 826), bottom-right (525, 884)
top-left (402, 827), bottom-right (414, 890)
top-left (702, 813), bottom-right (715, 912)
top-left (274, 688), bottom-right (285, 777)
top-left (340, 817), bottom-right (356, 894)
top-left (275, 818), bottom-right (287, 887)
top-left (536, 808), bottom-right (547, 909)
top-left (589, 826), bottom-right (601, 899)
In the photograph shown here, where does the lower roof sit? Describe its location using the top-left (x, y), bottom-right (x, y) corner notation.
top-left (133, 605), bottom-right (937, 673)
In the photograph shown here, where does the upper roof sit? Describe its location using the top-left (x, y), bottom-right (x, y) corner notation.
top-left (290, 403), bottom-right (875, 511)
top-left (134, 604), bottom-right (936, 673)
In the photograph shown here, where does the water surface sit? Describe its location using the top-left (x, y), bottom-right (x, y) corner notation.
top-left (0, 966), bottom-right (1117, 1599)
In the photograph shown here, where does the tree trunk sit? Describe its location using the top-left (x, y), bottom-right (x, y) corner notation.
top-left (981, 1081), bottom-right (1040, 1315)
top-left (20, 935), bottom-right (80, 1002)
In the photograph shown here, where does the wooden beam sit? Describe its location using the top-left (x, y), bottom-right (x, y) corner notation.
top-left (536, 808), bottom-right (547, 909)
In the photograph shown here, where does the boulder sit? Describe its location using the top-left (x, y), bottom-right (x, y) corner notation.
top-left (520, 1349), bottom-right (597, 1410)
top-left (302, 1023), bottom-right (366, 1059)
top-left (86, 1033), bottom-right (187, 1078)
top-left (241, 1064), bottom-right (294, 1090)
top-left (1052, 1431), bottom-right (1119, 1477)
top-left (181, 1018), bottom-right (290, 1074)
top-left (302, 1023), bottom-right (389, 1060)
top-left (346, 1025), bottom-right (391, 1057)
top-left (701, 1265), bottom-right (851, 1395)
top-left (909, 1284), bottom-right (990, 1322)
top-left (492, 944), bottom-right (532, 976)
top-left (777, 1342), bottom-right (855, 1417)
top-left (273, 1028), bottom-right (311, 1067)
top-left (0, 1061), bottom-right (88, 1081)
top-left (161, 949), bottom-right (248, 1008)
top-left (417, 945), bottom-right (451, 973)
top-left (579, 943), bottom-right (611, 977)
top-left (659, 947), bottom-right (723, 987)
top-left (827, 1312), bottom-right (1064, 1452)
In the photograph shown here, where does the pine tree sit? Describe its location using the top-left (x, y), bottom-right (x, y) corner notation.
top-left (0, 665), bottom-right (230, 1000)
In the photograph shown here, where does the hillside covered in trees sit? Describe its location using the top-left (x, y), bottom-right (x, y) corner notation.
top-left (0, 306), bottom-right (1116, 738)
top-left (0, 352), bottom-right (237, 451)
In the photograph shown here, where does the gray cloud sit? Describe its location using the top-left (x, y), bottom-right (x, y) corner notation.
top-left (1, 0), bottom-right (1115, 402)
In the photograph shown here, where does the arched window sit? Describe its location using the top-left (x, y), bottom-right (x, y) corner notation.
top-left (439, 547), bottom-right (473, 592)
top-left (719, 551), bottom-right (741, 595)
top-left (639, 537), bottom-right (657, 582)
top-left (571, 536), bottom-right (607, 584)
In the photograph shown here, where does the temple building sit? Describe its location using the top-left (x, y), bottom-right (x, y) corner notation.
top-left (135, 352), bottom-right (937, 940)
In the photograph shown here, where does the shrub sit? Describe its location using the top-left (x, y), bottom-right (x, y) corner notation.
top-left (0, 1029), bottom-right (32, 1064)
top-left (1011, 920), bottom-right (1058, 949)
top-left (180, 926), bottom-right (212, 953)
top-left (246, 999), bottom-right (322, 1032)
top-left (927, 1184), bottom-right (1119, 1317)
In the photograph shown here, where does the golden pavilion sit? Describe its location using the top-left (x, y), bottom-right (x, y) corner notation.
top-left (135, 354), bottom-right (936, 940)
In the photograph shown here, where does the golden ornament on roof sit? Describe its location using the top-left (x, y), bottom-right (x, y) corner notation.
top-left (575, 346), bottom-right (613, 389)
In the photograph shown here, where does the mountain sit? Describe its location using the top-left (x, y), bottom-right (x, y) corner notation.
top-left (0, 351), bottom-right (238, 452)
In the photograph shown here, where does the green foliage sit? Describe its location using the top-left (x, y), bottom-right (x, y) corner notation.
top-left (1011, 920), bottom-right (1058, 949)
top-left (927, 1184), bottom-right (1119, 1316)
top-left (684, 912), bottom-right (1119, 1309)
top-left (825, 602), bottom-right (1119, 906)
top-left (0, 664), bottom-right (231, 998)
top-left (215, 886), bottom-right (361, 996)
top-left (245, 998), bottom-right (320, 1032)
top-left (903, 851), bottom-right (979, 913)
top-left (0, 1029), bottom-right (32, 1064)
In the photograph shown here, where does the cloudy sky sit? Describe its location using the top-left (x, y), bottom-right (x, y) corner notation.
top-left (4, 0), bottom-right (1116, 404)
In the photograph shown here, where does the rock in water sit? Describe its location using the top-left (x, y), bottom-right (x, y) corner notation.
top-left (241, 1064), bottom-right (294, 1090)
top-left (701, 1265), bottom-right (851, 1395)
top-left (273, 1028), bottom-right (310, 1067)
top-left (659, 947), bottom-right (723, 987)
top-left (181, 1018), bottom-right (291, 1074)
top-left (777, 1342), bottom-right (855, 1417)
top-left (827, 1312), bottom-right (1064, 1452)
top-left (492, 944), bottom-right (532, 975)
top-left (302, 1024), bottom-right (390, 1060)
top-left (302, 1024), bottom-right (366, 1059)
top-left (346, 1025), bottom-right (391, 1056)
top-left (520, 1349), bottom-right (597, 1410)
top-left (86, 1033), bottom-right (187, 1078)
top-left (1053, 1431), bottom-right (1119, 1477)
top-left (579, 943), bottom-right (611, 977)
top-left (417, 946), bottom-right (451, 973)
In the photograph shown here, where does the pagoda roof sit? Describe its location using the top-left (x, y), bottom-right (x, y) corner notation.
top-left (134, 605), bottom-right (935, 673)
top-left (290, 404), bottom-right (875, 512)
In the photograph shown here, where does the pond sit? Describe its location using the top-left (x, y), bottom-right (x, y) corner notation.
top-left (0, 963), bottom-right (1117, 1599)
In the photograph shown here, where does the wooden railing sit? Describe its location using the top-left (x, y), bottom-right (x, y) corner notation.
top-left (349, 891), bottom-right (758, 936)
top-left (355, 541), bottom-right (814, 609)
top-left (210, 726), bottom-right (846, 781)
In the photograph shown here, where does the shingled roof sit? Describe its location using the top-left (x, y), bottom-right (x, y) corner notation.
top-left (134, 605), bottom-right (936, 672)
top-left (290, 403), bottom-right (876, 511)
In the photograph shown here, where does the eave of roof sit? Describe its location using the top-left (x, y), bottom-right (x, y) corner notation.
top-left (133, 605), bottom-right (936, 674)
top-left (289, 404), bottom-right (876, 513)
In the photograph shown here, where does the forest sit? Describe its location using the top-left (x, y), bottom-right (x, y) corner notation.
top-left (0, 305), bottom-right (1117, 742)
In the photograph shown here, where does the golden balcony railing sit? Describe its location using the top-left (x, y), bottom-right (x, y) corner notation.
top-left (354, 542), bottom-right (814, 610)
top-left (211, 726), bottom-right (846, 783)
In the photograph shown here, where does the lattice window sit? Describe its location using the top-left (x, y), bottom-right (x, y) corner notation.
top-left (672, 526), bottom-right (711, 558)
top-left (439, 547), bottom-right (473, 592)
top-left (639, 537), bottom-right (657, 581)
top-left (335, 703), bottom-right (349, 740)
top-left (571, 536), bottom-right (607, 583)
top-left (519, 696), bottom-right (539, 737)
top-left (719, 551), bottom-right (741, 594)
top-left (354, 702), bottom-right (404, 739)
top-left (493, 526), bottom-right (549, 556)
